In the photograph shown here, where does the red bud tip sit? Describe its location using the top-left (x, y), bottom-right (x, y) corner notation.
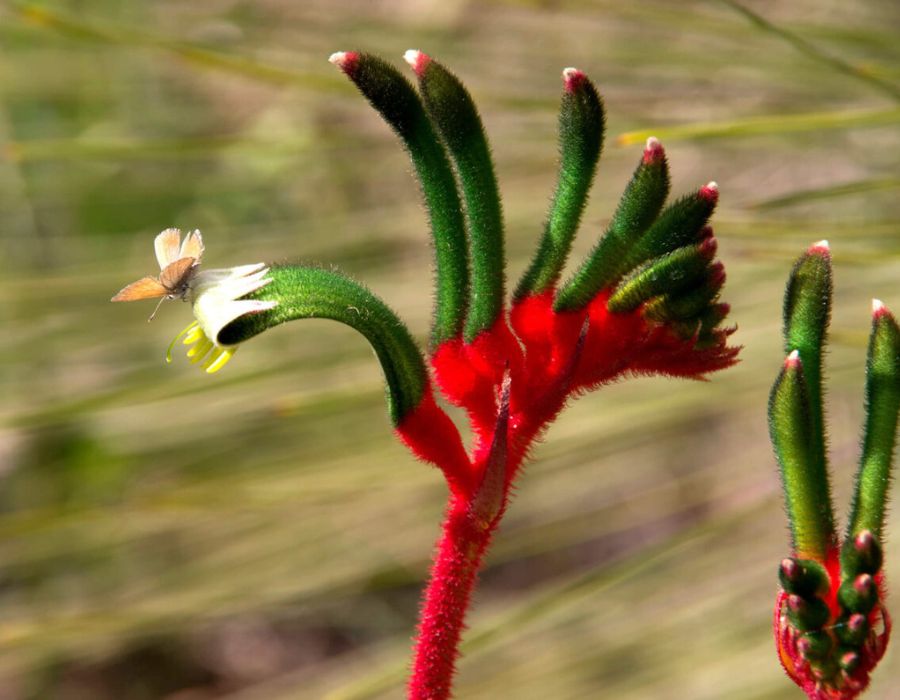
top-left (642, 136), bottom-right (665, 164)
top-left (872, 298), bottom-right (893, 319)
top-left (855, 530), bottom-right (875, 551)
top-left (854, 573), bottom-right (874, 594)
top-left (781, 558), bottom-right (797, 577)
top-left (848, 613), bottom-right (866, 632)
top-left (787, 594), bottom-right (802, 612)
top-left (797, 636), bottom-right (813, 655)
top-left (785, 349), bottom-right (801, 369)
top-left (841, 651), bottom-right (860, 669)
top-left (562, 67), bottom-right (587, 93)
top-left (329, 51), bottom-right (360, 76)
top-left (699, 237), bottom-right (718, 259)
top-left (403, 49), bottom-right (431, 77)
top-left (808, 239), bottom-right (830, 255)
top-left (709, 261), bottom-right (726, 287)
top-left (699, 181), bottom-right (719, 203)
top-left (697, 225), bottom-right (714, 241)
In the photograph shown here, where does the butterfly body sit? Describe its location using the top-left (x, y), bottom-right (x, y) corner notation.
top-left (112, 229), bottom-right (204, 318)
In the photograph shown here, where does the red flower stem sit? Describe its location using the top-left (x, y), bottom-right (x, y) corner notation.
top-left (409, 498), bottom-right (495, 700)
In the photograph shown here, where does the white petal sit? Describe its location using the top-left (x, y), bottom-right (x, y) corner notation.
top-left (189, 263), bottom-right (277, 347)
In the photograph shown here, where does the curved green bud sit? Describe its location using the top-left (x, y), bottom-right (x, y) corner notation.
top-left (330, 51), bottom-right (469, 345)
top-left (618, 182), bottom-right (718, 274)
top-left (837, 574), bottom-right (878, 615)
top-left (405, 50), bottom-right (505, 341)
top-left (779, 557), bottom-right (830, 598)
top-left (642, 261), bottom-right (724, 323)
top-left (555, 137), bottom-right (670, 311)
top-left (218, 265), bottom-right (428, 425)
top-left (835, 613), bottom-right (869, 647)
top-left (607, 241), bottom-right (716, 314)
top-left (841, 530), bottom-right (883, 578)
top-left (786, 593), bottom-right (831, 632)
top-left (769, 350), bottom-right (836, 560)
top-left (796, 631), bottom-right (833, 661)
top-left (845, 301), bottom-right (900, 542)
top-left (783, 242), bottom-right (832, 486)
top-left (515, 68), bottom-right (604, 300)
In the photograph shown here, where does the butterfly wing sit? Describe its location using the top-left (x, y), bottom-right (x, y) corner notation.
top-left (159, 256), bottom-right (198, 295)
top-left (179, 229), bottom-right (204, 262)
top-left (154, 228), bottom-right (183, 269)
top-left (111, 277), bottom-right (168, 302)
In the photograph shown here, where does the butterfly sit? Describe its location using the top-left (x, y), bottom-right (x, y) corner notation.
top-left (111, 228), bottom-right (204, 320)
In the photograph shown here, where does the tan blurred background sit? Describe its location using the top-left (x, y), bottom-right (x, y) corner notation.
top-left (1, 1), bottom-right (899, 698)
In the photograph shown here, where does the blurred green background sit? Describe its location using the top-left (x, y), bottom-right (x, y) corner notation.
top-left (1, 1), bottom-right (899, 698)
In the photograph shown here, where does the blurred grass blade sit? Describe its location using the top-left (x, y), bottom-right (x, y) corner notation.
top-left (750, 177), bottom-right (900, 210)
top-left (718, 0), bottom-right (900, 103)
top-left (4, 135), bottom-right (310, 162)
top-left (12, 2), bottom-right (344, 92)
top-left (617, 106), bottom-right (900, 145)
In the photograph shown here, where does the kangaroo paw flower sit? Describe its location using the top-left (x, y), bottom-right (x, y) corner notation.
top-left (771, 244), bottom-right (899, 699)
top-left (119, 53), bottom-right (742, 700)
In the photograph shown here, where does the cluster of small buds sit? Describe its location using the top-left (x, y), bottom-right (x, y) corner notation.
top-left (776, 531), bottom-right (891, 697)
top-left (771, 244), bottom-right (899, 699)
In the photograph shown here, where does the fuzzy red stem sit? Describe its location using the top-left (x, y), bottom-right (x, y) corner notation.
top-left (409, 498), bottom-right (494, 700)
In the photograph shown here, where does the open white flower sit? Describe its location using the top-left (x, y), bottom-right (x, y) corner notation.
top-left (167, 263), bottom-right (277, 373)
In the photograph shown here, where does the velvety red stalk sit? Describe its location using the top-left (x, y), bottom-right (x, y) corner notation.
top-left (396, 388), bottom-right (475, 498)
top-left (408, 498), bottom-right (495, 700)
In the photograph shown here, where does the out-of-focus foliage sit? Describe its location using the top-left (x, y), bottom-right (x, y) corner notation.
top-left (0, 1), bottom-right (898, 698)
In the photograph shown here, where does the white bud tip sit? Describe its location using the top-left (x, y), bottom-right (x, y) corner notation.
top-left (812, 239), bottom-right (830, 250)
top-left (328, 52), bottom-right (346, 66)
top-left (403, 49), bottom-right (421, 68)
top-left (646, 136), bottom-right (660, 149)
top-left (562, 67), bottom-right (579, 78)
top-left (873, 299), bottom-right (885, 313)
top-left (705, 181), bottom-right (718, 191)
top-left (785, 349), bottom-right (801, 367)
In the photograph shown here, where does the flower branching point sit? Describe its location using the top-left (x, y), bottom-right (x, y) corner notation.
top-left (114, 52), bottom-right (740, 699)
top-left (770, 242), bottom-right (900, 699)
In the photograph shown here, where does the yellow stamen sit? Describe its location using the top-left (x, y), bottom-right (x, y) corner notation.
top-left (205, 347), bottom-right (235, 373)
top-left (166, 321), bottom-right (200, 364)
top-left (202, 346), bottom-right (225, 371)
top-left (189, 337), bottom-right (213, 363)
top-left (183, 326), bottom-right (204, 345)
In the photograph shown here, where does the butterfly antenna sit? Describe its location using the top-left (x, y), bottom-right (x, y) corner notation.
top-left (147, 296), bottom-right (167, 322)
